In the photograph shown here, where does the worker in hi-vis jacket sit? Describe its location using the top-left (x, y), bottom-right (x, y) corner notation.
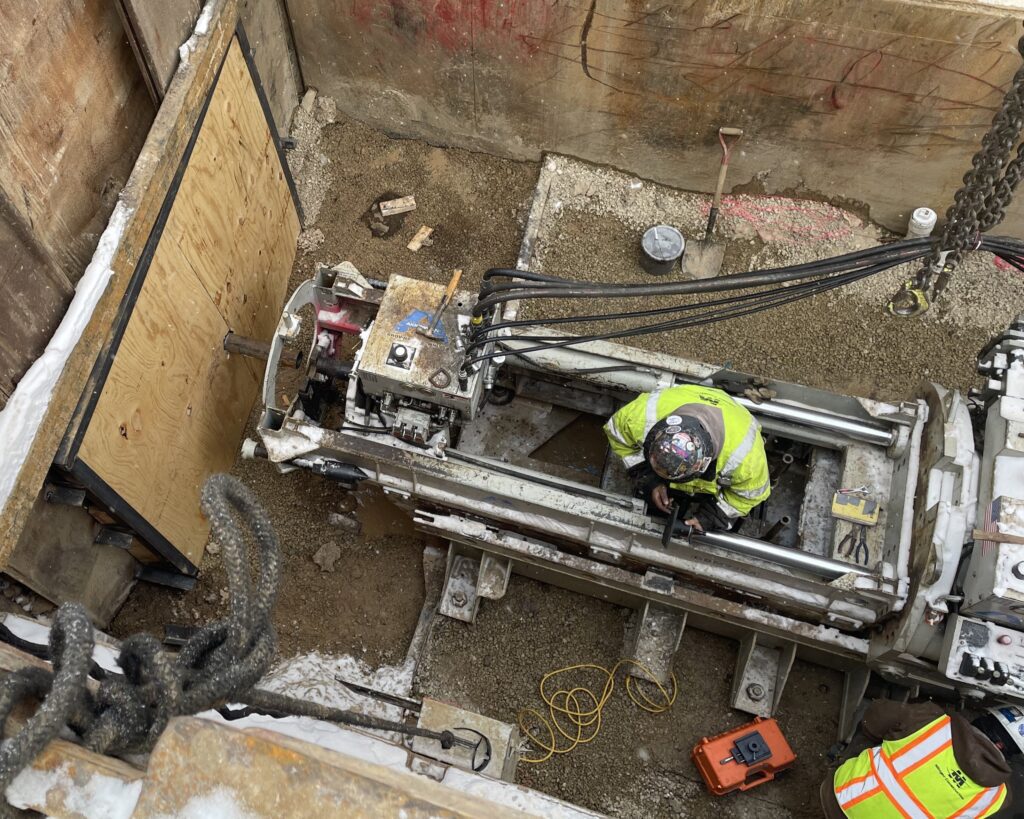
top-left (604, 384), bottom-right (770, 532)
top-left (824, 700), bottom-right (1012, 818)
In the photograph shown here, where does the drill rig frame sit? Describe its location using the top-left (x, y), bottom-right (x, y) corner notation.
top-left (245, 262), bottom-right (1019, 736)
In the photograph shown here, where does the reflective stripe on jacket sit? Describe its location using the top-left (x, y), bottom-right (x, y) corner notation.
top-left (833, 715), bottom-right (1007, 818)
top-left (603, 385), bottom-right (770, 517)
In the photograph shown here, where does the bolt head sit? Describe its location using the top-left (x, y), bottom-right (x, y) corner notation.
top-left (451, 590), bottom-right (468, 608)
top-left (746, 683), bottom-right (766, 701)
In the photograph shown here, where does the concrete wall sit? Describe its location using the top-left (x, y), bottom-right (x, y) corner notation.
top-left (287, 0), bottom-right (1024, 233)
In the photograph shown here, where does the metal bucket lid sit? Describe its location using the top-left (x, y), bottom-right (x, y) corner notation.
top-left (641, 225), bottom-right (685, 262)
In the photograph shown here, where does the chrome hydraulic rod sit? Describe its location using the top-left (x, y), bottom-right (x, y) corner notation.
top-left (693, 530), bottom-right (873, 580)
top-left (732, 396), bottom-right (896, 447)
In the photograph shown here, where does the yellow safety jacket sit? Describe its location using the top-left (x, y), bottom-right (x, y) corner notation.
top-left (833, 716), bottom-right (1007, 818)
top-left (603, 385), bottom-right (770, 518)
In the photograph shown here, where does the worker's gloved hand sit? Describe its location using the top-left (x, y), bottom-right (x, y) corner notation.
top-left (629, 464), bottom-right (671, 514)
top-left (693, 500), bottom-right (734, 533)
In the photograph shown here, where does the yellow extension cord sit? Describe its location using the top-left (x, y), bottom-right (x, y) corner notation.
top-left (517, 660), bottom-right (678, 764)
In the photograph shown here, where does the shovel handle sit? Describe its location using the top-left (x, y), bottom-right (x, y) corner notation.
top-left (706, 127), bottom-right (743, 237)
top-left (706, 206), bottom-right (720, 237)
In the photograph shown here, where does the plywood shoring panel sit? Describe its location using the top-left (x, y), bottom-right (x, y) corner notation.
top-left (76, 38), bottom-right (299, 565)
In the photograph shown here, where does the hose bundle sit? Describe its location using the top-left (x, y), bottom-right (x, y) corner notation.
top-left (465, 236), bottom-right (1024, 366)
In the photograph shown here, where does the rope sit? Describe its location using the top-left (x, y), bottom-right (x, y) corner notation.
top-left (517, 660), bottom-right (677, 764)
top-left (0, 474), bottom-right (497, 811)
top-left (0, 474), bottom-right (281, 813)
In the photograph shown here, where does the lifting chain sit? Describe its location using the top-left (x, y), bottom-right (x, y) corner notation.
top-left (889, 36), bottom-right (1024, 317)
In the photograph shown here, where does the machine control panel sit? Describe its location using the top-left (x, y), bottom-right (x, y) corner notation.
top-left (355, 275), bottom-right (484, 417)
top-left (940, 615), bottom-right (1024, 698)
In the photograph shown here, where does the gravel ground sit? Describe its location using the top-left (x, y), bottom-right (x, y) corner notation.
top-left (419, 576), bottom-right (836, 818)
top-left (525, 156), bottom-right (1024, 401)
top-left (287, 91), bottom-right (537, 293)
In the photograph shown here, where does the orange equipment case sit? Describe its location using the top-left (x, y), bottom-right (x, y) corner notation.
top-left (691, 716), bottom-right (796, 796)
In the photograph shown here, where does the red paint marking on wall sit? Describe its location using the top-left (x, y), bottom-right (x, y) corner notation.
top-left (346, 0), bottom-right (549, 53)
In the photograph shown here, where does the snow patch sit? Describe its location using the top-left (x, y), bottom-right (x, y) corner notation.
top-left (152, 787), bottom-right (257, 819)
top-left (3, 613), bottom-right (123, 675)
top-left (178, 0), bottom-right (216, 65)
top-left (257, 652), bottom-right (414, 724)
top-left (5, 763), bottom-right (142, 819)
top-left (0, 202), bottom-right (130, 520)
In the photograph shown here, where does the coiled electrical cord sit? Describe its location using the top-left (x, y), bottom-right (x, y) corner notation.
top-left (518, 659), bottom-right (677, 764)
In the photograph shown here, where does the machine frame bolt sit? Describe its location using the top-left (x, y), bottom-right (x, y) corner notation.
top-left (746, 683), bottom-right (766, 701)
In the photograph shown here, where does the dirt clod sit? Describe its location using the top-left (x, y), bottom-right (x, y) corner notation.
top-left (312, 541), bottom-right (342, 573)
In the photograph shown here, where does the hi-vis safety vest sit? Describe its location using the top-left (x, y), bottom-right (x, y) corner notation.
top-left (833, 716), bottom-right (1007, 818)
top-left (603, 385), bottom-right (770, 518)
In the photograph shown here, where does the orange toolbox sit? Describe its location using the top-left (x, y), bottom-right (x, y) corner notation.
top-left (692, 717), bottom-right (796, 796)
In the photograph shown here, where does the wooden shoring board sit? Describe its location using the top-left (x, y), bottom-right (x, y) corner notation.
top-left (66, 37), bottom-right (300, 570)
top-left (0, 0), bottom-right (155, 281)
top-left (0, 0), bottom-right (240, 569)
top-left (115, 0), bottom-right (203, 101)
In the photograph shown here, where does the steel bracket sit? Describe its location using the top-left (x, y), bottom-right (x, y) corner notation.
top-left (477, 554), bottom-right (511, 600)
top-left (731, 633), bottom-right (797, 717)
top-left (625, 596), bottom-right (687, 686)
top-left (438, 552), bottom-right (481, 623)
top-left (838, 667), bottom-right (871, 743)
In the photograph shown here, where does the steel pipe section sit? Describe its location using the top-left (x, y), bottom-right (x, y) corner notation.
top-left (694, 530), bottom-right (873, 580)
top-left (733, 396), bottom-right (896, 447)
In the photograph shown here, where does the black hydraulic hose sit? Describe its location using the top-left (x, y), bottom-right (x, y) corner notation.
top-left (471, 240), bottom-right (934, 316)
top-left (465, 259), bottom-right (908, 355)
top-left (467, 257), bottom-right (896, 357)
top-left (482, 267), bottom-right (579, 284)
top-left (997, 254), bottom-right (1024, 273)
top-left (466, 262), bottom-right (883, 365)
top-left (481, 238), bottom-right (936, 294)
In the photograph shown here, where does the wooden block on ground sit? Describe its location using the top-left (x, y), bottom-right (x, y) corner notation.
top-left (380, 195), bottom-right (416, 217)
top-left (4, 739), bottom-right (144, 818)
top-left (407, 225), bottom-right (434, 252)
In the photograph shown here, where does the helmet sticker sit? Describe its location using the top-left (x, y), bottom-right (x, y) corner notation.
top-left (666, 415), bottom-right (682, 425)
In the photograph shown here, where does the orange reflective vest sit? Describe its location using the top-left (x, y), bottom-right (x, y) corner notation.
top-left (833, 715), bottom-right (1006, 818)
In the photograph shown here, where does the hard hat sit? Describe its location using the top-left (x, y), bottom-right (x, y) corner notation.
top-left (643, 415), bottom-right (714, 482)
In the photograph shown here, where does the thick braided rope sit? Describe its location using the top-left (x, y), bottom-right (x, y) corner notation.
top-left (0, 474), bottom-right (280, 812)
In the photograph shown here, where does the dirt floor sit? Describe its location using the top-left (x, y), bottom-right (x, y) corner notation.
top-left (107, 97), bottom-right (1024, 817)
top-left (419, 577), bottom-right (839, 818)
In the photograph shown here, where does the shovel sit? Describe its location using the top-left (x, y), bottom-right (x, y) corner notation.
top-left (684, 127), bottom-right (743, 279)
